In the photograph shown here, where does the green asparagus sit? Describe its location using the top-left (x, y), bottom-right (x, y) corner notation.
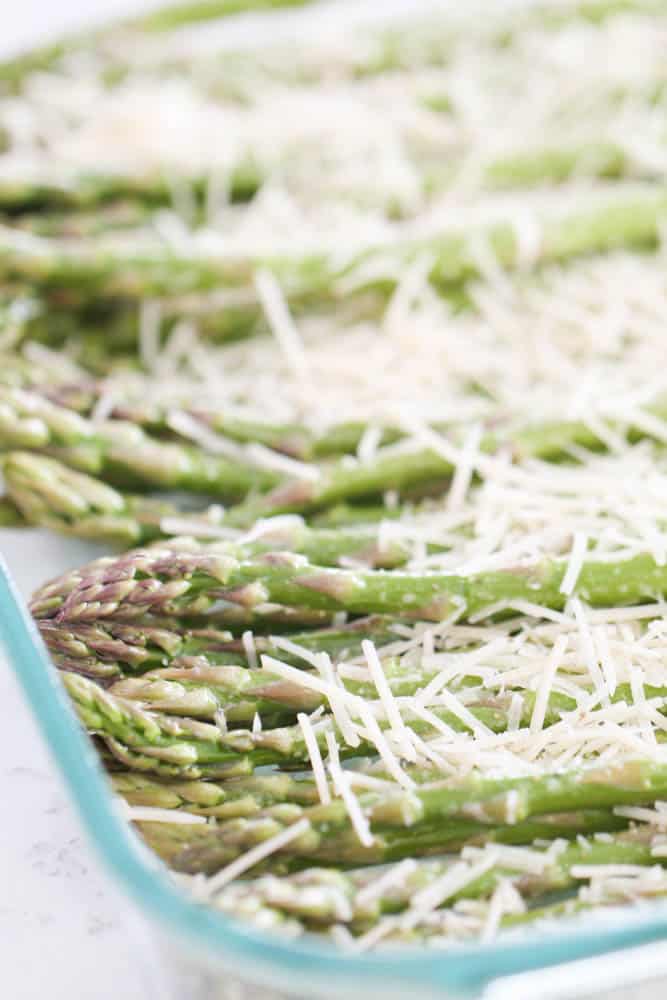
top-left (0, 389), bottom-right (275, 497)
top-left (29, 541), bottom-right (667, 624)
top-left (0, 0), bottom-right (315, 94)
top-left (210, 828), bottom-right (658, 927)
top-left (11, 0), bottom-right (667, 955)
top-left (1, 187), bottom-right (666, 303)
top-left (62, 669), bottom-right (516, 773)
top-left (39, 614), bottom-right (396, 678)
top-left (4, 451), bottom-right (430, 564)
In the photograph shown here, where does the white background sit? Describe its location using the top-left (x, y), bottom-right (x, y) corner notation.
top-left (0, 529), bottom-right (177, 1000)
top-left (3, 1), bottom-right (161, 58)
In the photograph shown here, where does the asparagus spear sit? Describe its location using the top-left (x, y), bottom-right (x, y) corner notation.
top-left (0, 354), bottom-right (384, 459)
top-left (111, 773), bottom-right (624, 869)
top-left (1, 135), bottom-right (644, 232)
top-left (29, 539), bottom-right (667, 624)
top-left (3, 0), bottom-right (658, 97)
top-left (104, 662), bottom-right (514, 727)
top-left (179, 605), bottom-right (339, 631)
top-left (420, 139), bottom-right (637, 202)
top-left (10, 200), bottom-right (157, 236)
top-left (38, 618), bottom-right (236, 680)
top-left (0, 0), bottom-right (315, 94)
top-left (0, 496), bottom-right (23, 527)
top-left (311, 504), bottom-right (406, 529)
top-left (8, 316), bottom-right (667, 493)
top-left (100, 662), bottom-right (667, 744)
top-left (138, 809), bottom-right (630, 874)
top-left (58, 669), bottom-right (667, 846)
top-left (224, 391), bottom-right (667, 523)
top-left (109, 773), bottom-right (635, 913)
top-left (482, 140), bottom-right (628, 189)
top-left (4, 451), bottom-right (428, 567)
top-left (354, 877), bottom-right (667, 948)
top-left (388, 853), bottom-right (667, 947)
top-left (42, 600), bottom-right (667, 748)
top-left (59, 653), bottom-right (667, 782)
top-left (0, 388), bottom-right (275, 497)
top-left (40, 614), bottom-right (396, 679)
top-left (1, 186), bottom-right (666, 302)
top-left (107, 667), bottom-right (324, 724)
top-left (3, 451), bottom-right (189, 545)
top-left (63, 669), bottom-right (514, 772)
top-left (0, 162), bottom-right (267, 218)
top-left (7, 374), bottom-right (667, 524)
top-left (112, 770), bottom-right (321, 814)
top-left (210, 828), bottom-right (657, 928)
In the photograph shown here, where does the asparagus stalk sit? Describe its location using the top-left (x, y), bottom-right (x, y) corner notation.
top-left (40, 614), bottom-right (396, 679)
top-left (311, 504), bottom-right (406, 529)
top-left (2, 136), bottom-right (643, 232)
top-left (3, 451), bottom-right (191, 545)
top-left (60, 652), bottom-right (667, 777)
top-left (102, 662), bottom-right (667, 740)
top-left (138, 809), bottom-right (630, 874)
top-left (482, 140), bottom-right (628, 189)
top-left (10, 200), bottom-right (157, 236)
top-left (9, 340), bottom-right (667, 489)
top-left (3, 0), bottom-right (658, 96)
top-left (420, 139), bottom-right (635, 202)
top-left (29, 539), bottom-right (667, 625)
top-left (112, 770), bottom-right (321, 814)
top-left (0, 380), bottom-right (559, 516)
top-left (225, 391), bottom-right (667, 523)
top-left (1, 187), bottom-right (666, 303)
top-left (0, 162), bottom-right (266, 217)
top-left (107, 667), bottom-right (324, 724)
top-left (59, 670), bottom-right (667, 845)
top-left (4, 451), bottom-right (428, 567)
top-left (43, 604), bottom-right (667, 744)
top-left (0, 496), bottom-right (24, 527)
top-left (0, 1), bottom-right (315, 94)
top-left (0, 389), bottom-right (275, 498)
top-left (110, 772), bottom-right (632, 911)
top-left (38, 618), bottom-right (236, 680)
top-left (210, 828), bottom-right (657, 928)
top-left (127, 0), bottom-right (314, 31)
top-left (359, 878), bottom-right (667, 948)
top-left (63, 669), bottom-right (514, 772)
top-left (0, 354), bottom-right (378, 459)
top-left (104, 662), bottom-right (514, 726)
top-left (179, 605), bottom-right (339, 631)
top-left (111, 773), bottom-right (621, 865)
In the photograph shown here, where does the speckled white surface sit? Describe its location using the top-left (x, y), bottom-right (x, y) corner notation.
top-left (0, 529), bottom-right (178, 1000)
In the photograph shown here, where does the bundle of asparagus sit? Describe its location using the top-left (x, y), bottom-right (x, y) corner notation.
top-left (8, 0), bottom-right (667, 958)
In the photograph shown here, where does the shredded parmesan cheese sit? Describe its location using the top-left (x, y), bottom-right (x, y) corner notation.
top-left (560, 532), bottom-right (588, 596)
top-left (325, 732), bottom-right (374, 848)
top-left (297, 712), bottom-right (331, 805)
top-left (205, 818), bottom-right (312, 896)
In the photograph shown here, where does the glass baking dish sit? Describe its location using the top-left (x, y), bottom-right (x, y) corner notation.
top-left (5, 555), bottom-right (667, 999)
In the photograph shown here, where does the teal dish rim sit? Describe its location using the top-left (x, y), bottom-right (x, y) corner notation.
top-left (4, 555), bottom-right (667, 996)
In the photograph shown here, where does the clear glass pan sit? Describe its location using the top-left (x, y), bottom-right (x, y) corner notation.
top-left (5, 556), bottom-right (667, 999)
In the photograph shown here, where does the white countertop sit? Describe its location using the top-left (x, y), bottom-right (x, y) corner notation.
top-left (0, 530), bottom-right (175, 1000)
